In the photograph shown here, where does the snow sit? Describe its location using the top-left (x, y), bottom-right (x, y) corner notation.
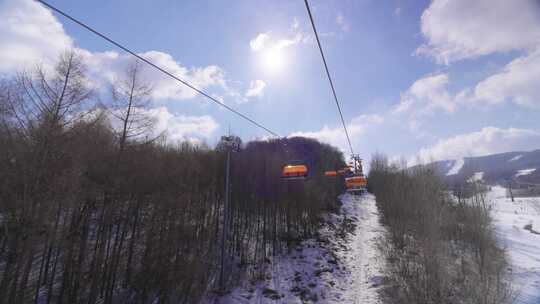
top-left (446, 158), bottom-right (464, 176)
top-left (207, 194), bottom-right (385, 304)
top-left (515, 168), bottom-right (537, 177)
top-left (337, 193), bottom-right (385, 304)
top-left (468, 171), bottom-right (484, 182)
top-left (509, 154), bottom-right (523, 162)
top-left (487, 186), bottom-right (540, 304)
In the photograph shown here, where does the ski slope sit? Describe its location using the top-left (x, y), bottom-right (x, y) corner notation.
top-left (209, 193), bottom-right (385, 303)
top-left (446, 158), bottom-right (464, 175)
top-left (335, 193), bottom-right (385, 304)
top-left (487, 186), bottom-right (540, 304)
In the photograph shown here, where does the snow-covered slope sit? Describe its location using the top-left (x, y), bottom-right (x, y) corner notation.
top-left (419, 149), bottom-right (540, 184)
top-left (516, 168), bottom-right (537, 177)
top-left (207, 194), bottom-right (385, 303)
top-left (487, 186), bottom-right (540, 304)
top-left (510, 155), bottom-right (523, 162)
top-left (336, 193), bottom-right (385, 304)
top-left (446, 158), bottom-right (464, 176)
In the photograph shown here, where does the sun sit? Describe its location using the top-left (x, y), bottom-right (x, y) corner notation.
top-left (261, 47), bottom-right (286, 75)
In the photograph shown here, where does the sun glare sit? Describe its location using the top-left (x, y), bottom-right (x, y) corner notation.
top-left (261, 47), bottom-right (286, 75)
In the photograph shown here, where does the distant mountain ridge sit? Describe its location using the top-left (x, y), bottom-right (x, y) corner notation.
top-left (420, 149), bottom-right (540, 185)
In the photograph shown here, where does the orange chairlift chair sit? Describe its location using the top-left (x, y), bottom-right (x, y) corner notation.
top-left (281, 162), bottom-right (309, 180)
top-left (345, 175), bottom-right (367, 193)
top-left (324, 170), bottom-right (338, 177)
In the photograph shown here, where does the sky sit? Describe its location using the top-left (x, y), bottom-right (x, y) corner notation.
top-left (1, 0), bottom-right (540, 164)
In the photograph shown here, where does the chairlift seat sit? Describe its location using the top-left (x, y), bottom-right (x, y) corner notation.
top-left (282, 165), bottom-right (308, 180)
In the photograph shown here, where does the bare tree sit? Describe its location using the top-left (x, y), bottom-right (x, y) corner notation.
top-left (1, 49), bottom-right (347, 302)
top-left (16, 50), bottom-right (91, 136)
top-left (0, 50), bottom-right (93, 303)
top-left (109, 60), bottom-right (154, 155)
top-left (369, 154), bottom-right (512, 304)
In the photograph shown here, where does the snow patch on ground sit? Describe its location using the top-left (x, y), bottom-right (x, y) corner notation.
top-left (446, 158), bottom-right (464, 176)
top-left (487, 186), bottom-right (540, 304)
top-left (515, 168), bottom-right (537, 177)
top-left (207, 194), bottom-right (385, 304)
top-left (509, 155), bottom-right (523, 162)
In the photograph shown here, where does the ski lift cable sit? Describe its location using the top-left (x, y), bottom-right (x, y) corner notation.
top-left (36, 0), bottom-right (280, 138)
top-left (303, 0), bottom-right (354, 155)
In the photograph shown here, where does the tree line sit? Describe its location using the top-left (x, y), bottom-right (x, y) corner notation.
top-left (0, 50), bottom-right (345, 303)
top-left (368, 154), bottom-right (512, 304)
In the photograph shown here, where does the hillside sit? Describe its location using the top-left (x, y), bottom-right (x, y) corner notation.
top-left (421, 150), bottom-right (540, 185)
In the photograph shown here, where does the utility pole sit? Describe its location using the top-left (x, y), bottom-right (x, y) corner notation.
top-left (218, 134), bottom-right (240, 290)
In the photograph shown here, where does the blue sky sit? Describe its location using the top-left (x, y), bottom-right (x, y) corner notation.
top-left (1, 0), bottom-right (540, 163)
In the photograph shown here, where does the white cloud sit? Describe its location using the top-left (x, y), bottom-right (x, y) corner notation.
top-left (391, 66), bottom-right (540, 138)
top-left (249, 20), bottom-right (310, 53)
top-left (400, 0), bottom-right (540, 115)
top-left (350, 114), bottom-right (384, 125)
top-left (290, 114), bottom-right (384, 153)
top-left (0, 0), bottom-right (73, 72)
top-left (472, 49), bottom-right (540, 109)
top-left (417, 0), bottom-right (540, 64)
top-left (90, 106), bottom-right (219, 144)
top-left (414, 0), bottom-right (540, 111)
top-left (415, 127), bottom-right (540, 163)
top-left (147, 107), bottom-right (218, 143)
top-left (274, 33), bottom-right (303, 50)
top-left (290, 126), bottom-right (349, 150)
top-left (249, 22), bottom-right (310, 76)
top-left (249, 32), bottom-right (270, 51)
top-left (336, 13), bottom-right (350, 32)
top-left (81, 49), bottom-right (227, 102)
top-left (292, 18), bottom-right (300, 30)
top-left (394, 54), bottom-right (540, 114)
top-left (394, 73), bottom-right (456, 115)
top-left (245, 80), bottom-right (267, 98)
top-left (0, 0), bottom-right (229, 102)
top-left (210, 94), bottom-right (225, 104)
top-left (141, 52), bottom-right (226, 100)
top-left (250, 32), bottom-right (304, 53)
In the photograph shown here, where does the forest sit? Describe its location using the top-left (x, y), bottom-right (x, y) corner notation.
top-left (0, 50), bottom-right (345, 303)
top-left (368, 154), bottom-right (512, 304)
